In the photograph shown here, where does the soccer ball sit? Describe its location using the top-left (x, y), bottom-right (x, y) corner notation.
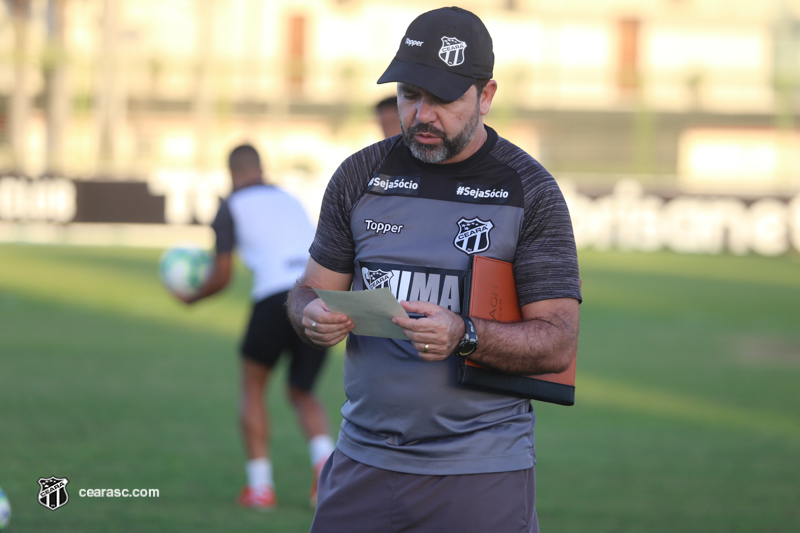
top-left (0, 487), bottom-right (10, 531)
top-left (159, 244), bottom-right (212, 298)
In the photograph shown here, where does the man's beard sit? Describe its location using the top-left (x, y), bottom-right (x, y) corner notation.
top-left (402, 108), bottom-right (482, 164)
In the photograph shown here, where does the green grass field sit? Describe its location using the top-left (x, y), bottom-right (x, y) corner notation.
top-left (1, 244), bottom-right (799, 532)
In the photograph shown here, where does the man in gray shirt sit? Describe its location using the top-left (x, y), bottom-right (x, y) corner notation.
top-left (287, 7), bottom-right (581, 532)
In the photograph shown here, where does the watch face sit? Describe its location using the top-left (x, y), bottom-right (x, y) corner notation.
top-left (458, 344), bottom-right (476, 356)
top-left (457, 337), bottom-right (477, 356)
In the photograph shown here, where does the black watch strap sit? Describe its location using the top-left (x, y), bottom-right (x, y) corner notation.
top-left (455, 316), bottom-right (478, 357)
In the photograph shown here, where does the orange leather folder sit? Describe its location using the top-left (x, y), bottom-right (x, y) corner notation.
top-left (458, 255), bottom-right (576, 406)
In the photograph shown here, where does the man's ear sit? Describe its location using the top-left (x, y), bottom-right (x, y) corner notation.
top-left (479, 80), bottom-right (498, 116)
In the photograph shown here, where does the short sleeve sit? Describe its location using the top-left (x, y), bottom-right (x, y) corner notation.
top-left (211, 199), bottom-right (235, 255)
top-left (513, 176), bottom-right (582, 306)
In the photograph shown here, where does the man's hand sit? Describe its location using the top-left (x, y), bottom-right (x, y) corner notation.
top-left (174, 291), bottom-right (196, 304)
top-left (394, 297), bottom-right (580, 374)
top-left (287, 258), bottom-right (354, 347)
top-left (392, 301), bottom-right (465, 361)
top-left (302, 298), bottom-right (354, 347)
top-left (171, 252), bottom-right (231, 306)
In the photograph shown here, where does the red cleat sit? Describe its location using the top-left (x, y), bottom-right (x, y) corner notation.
top-left (309, 459), bottom-right (326, 509)
top-left (238, 486), bottom-right (277, 511)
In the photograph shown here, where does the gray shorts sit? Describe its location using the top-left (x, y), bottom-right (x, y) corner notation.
top-left (310, 449), bottom-right (539, 533)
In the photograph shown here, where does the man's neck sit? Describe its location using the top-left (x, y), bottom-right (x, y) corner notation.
top-left (232, 174), bottom-right (264, 191)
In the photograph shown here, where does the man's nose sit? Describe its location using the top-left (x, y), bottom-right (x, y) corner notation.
top-left (415, 96), bottom-right (438, 124)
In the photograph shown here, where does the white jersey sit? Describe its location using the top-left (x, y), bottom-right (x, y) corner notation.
top-left (212, 184), bottom-right (314, 302)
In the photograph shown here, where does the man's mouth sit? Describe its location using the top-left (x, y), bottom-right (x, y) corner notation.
top-left (415, 132), bottom-right (442, 144)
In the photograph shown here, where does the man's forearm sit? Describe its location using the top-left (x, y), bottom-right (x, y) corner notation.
top-left (286, 280), bottom-right (317, 342)
top-left (469, 308), bottom-right (578, 375)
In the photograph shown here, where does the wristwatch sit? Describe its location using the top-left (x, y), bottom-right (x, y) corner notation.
top-left (454, 316), bottom-right (478, 357)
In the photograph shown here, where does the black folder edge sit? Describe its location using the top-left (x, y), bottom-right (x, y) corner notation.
top-left (457, 256), bottom-right (575, 406)
top-left (458, 361), bottom-right (575, 406)
top-left (462, 255), bottom-right (476, 317)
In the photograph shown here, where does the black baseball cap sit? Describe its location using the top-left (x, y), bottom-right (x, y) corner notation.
top-left (377, 6), bottom-right (494, 102)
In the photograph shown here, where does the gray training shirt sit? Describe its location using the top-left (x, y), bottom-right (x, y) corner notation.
top-left (310, 126), bottom-right (581, 476)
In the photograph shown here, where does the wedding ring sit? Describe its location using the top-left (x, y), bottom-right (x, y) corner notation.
top-left (311, 320), bottom-right (317, 332)
top-left (424, 344), bottom-right (429, 353)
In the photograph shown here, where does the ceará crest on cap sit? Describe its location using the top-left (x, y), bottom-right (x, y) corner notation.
top-left (439, 37), bottom-right (467, 67)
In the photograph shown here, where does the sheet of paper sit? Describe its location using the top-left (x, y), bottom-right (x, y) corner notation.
top-left (313, 287), bottom-right (410, 340)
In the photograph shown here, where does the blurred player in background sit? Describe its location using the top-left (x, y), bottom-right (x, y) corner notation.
top-left (180, 144), bottom-right (335, 510)
top-left (375, 95), bottom-right (402, 138)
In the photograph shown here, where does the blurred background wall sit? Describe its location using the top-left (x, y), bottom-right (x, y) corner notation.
top-left (0, 0), bottom-right (798, 253)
